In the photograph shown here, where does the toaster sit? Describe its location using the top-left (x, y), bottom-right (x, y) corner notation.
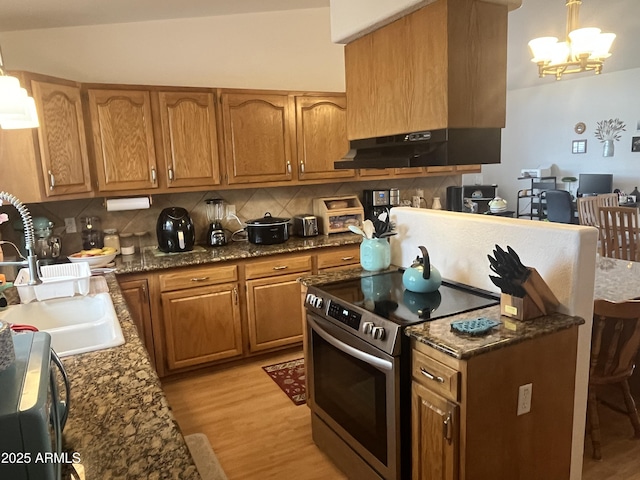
top-left (293, 215), bottom-right (319, 237)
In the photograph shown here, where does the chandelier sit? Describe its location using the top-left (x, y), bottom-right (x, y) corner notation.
top-left (0, 43), bottom-right (39, 129)
top-left (528, 0), bottom-right (615, 80)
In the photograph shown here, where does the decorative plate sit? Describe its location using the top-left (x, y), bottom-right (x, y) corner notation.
top-left (450, 318), bottom-right (501, 336)
top-left (574, 122), bottom-right (586, 134)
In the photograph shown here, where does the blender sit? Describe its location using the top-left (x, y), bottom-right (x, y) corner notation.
top-left (205, 199), bottom-right (227, 247)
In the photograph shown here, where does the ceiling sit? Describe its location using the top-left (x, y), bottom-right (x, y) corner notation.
top-left (0, 0), bottom-right (330, 32)
top-left (0, 0), bottom-right (637, 91)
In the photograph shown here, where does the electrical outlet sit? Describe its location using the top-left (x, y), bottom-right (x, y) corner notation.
top-left (415, 188), bottom-right (424, 198)
top-left (64, 217), bottom-right (77, 233)
top-left (517, 383), bottom-right (532, 416)
top-left (226, 204), bottom-right (236, 217)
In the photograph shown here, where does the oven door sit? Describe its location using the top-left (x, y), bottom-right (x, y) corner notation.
top-left (306, 312), bottom-right (400, 480)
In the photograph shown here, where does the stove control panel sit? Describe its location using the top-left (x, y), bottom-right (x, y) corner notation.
top-left (327, 301), bottom-right (361, 331)
top-left (305, 293), bottom-right (324, 309)
top-left (362, 321), bottom-right (385, 340)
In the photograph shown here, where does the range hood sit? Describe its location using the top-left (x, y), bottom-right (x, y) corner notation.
top-left (334, 128), bottom-right (501, 170)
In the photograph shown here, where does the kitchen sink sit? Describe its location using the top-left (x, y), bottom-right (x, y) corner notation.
top-left (1, 293), bottom-right (124, 357)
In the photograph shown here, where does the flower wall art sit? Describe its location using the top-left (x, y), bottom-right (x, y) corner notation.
top-left (594, 118), bottom-right (626, 157)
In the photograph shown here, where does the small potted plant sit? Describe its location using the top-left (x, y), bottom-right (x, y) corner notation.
top-left (594, 118), bottom-right (626, 157)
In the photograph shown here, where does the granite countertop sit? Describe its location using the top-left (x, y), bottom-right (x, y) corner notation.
top-left (114, 233), bottom-right (362, 274)
top-left (301, 267), bottom-right (585, 360)
top-left (47, 274), bottom-right (200, 479)
top-left (405, 305), bottom-right (583, 359)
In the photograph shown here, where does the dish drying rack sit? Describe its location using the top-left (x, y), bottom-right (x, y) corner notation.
top-left (14, 263), bottom-right (91, 303)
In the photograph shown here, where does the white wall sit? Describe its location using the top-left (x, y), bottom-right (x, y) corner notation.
top-left (477, 67), bottom-right (640, 214)
top-left (0, 8), bottom-right (345, 92)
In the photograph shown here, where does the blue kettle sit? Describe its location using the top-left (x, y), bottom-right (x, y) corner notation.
top-left (402, 246), bottom-right (442, 293)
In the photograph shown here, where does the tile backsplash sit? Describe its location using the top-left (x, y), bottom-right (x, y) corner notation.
top-left (0, 175), bottom-right (460, 256)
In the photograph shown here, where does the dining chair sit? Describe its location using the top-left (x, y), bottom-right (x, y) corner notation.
top-left (598, 206), bottom-right (639, 261)
top-left (578, 196), bottom-right (601, 227)
top-left (578, 194), bottom-right (620, 227)
top-left (587, 299), bottom-right (640, 459)
top-left (543, 189), bottom-right (575, 223)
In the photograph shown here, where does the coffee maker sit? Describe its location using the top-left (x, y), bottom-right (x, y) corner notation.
top-left (205, 199), bottom-right (227, 247)
top-left (363, 189), bottom-right (393, 222)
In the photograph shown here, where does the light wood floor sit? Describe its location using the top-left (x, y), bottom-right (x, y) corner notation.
top-left (163, 348), bottom-right (640, 480)
top-left (162, 348), bottom-right (347, 480)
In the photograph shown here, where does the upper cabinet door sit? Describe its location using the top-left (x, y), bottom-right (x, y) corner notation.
top-left (221, 92), bottom-right (294, 185)
top-left (156, 91), bottom-right (221, 189)
top-left (295, 95), bottom-right (354, 181)
top-left (31, 80), bottom-right (92, 197)
top-left (87, 89), bottom-right (158, 192)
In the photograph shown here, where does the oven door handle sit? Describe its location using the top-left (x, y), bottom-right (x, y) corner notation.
top-left (308, 316), bottom-right (393, 372)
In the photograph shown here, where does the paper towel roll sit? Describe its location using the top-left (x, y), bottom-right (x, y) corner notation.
top-left (0, 320), bottom-right (15, 372)
top-left (105, 197), bottom-right (151, 212)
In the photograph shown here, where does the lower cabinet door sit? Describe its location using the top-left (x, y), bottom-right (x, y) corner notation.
top-left (412, 382), bottom-right (459, 480)
top-left (161, 283), bottom-right (242, 370)
top-left (119, 278), bottom-right (155, 368)
top-left (246, 272), bottom-right (307, 352)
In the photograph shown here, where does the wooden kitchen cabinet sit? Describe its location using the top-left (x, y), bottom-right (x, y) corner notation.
top-left (220, 91), bottom-right (294, 185)
top-left (86, 88), bottom-right (158, 192)
top-left (345, 0), bottom-right (507, 140)
top-left (119, 277), bottom-right (156, 368)
top-left (159, 264), bottom-right (242, 371)
top-left (412, 382), bottom-right (458, 480)
top-left (245, 254), bottom-right (312, 352)
top-left (411, 325), bottom-right (579, 479)
top-left (316, 244), bottom-right (360, 272)
top-left (0, 73), bottom-right (93, 203)
top-left (155, 91), bottom-right (221, 189)
top-left (295, 95), bottom-right (354, 181)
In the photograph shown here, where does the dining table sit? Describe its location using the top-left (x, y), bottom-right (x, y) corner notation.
top-left (593, 254), bottom-right (640, 395)
top-left (594, 255), bottom-right (640, 302)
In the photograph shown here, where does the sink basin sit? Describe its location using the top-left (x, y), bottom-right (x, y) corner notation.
top-left (1, 293), bottom-right (124, 357)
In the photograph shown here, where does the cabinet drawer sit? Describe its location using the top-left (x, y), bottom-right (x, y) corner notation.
top-left (317, 246), bottom-right (360, 270)
top-left (158, 264), bottom-right (238, 292)
top-left (245, 255), bottom-right (312, 280)
top-left (412, 348), bottom-right (460, 402)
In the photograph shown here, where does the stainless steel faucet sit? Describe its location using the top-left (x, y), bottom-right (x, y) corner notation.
top-left (0, 191), bottom-right (41, 285)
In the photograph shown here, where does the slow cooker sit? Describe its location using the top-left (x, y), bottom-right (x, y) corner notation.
top-left (245, 212), bottom-right (290, 245)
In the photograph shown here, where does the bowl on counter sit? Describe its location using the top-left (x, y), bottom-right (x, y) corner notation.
top-left (68, 250), bottom-right (117, 268)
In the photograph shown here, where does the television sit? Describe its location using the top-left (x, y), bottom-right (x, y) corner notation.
top-left (577, 173), bottom-right (613, 196)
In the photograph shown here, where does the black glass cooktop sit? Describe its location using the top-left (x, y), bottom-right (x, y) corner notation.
top-left (318, 270), bottom-right (499, 326)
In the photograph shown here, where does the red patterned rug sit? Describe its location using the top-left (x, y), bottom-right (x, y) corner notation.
top-left (262, 358), bottom-right (306, 406)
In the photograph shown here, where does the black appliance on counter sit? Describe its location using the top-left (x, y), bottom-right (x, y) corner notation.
top-left (363, 189), bottom-right (397, 222)
top-left (245, 212), bottom-right (290, 245)
top-left (304, 270), bottom-right (499, 480)
top-left (446, 185), bottom-right (497, 214)
top-left (156, 207), bottom-right (195, 253)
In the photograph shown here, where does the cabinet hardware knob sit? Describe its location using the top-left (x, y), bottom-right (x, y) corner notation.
top-left (190, 276), bottom-right (210, 282)
top-left (151, 167), bottom-right (157, 182)
top-left (420, 367), bottom-right (445, 383)
top-left (287, 161), bottom-right (291, 174)
top-left (233, 287), bottom-right (238, 305)
top-left (300, 162), bottom-right (305, 173)
top-left (443, 414), bottom-right (453, 444)
top-left (272, 265), bottom-right (288, 270)
top-left (168, 168), bottom-right (174, 181)
top-left (341, 256), bottom-right (354, 261)
top-left (48, 170), bottom-right (55, 190)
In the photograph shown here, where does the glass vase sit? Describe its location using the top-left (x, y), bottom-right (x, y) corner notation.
top-left (603, 140), bottom-right (614, 157)
top-left (360, 238), bottom-right (391, 272)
